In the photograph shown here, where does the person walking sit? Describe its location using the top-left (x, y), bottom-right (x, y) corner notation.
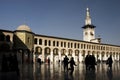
top-left (85, 54), bottom-right (90, 70)
top-left (69, 57), bottom-right (77, 75)
top-left (90, 54), bottom-right (96, 70)
top-left (106, 55), bottom-right (113, 69)
top-left (63, 55), bottom-right (69, 72)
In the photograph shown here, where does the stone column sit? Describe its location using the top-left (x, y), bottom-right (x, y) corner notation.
top-left (79, 52), bottom-right (83, 62)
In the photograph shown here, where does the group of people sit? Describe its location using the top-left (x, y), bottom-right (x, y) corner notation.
top-left (85, 54), bottom-right (96, 71)
top-left (85, 54), bottom-right (113, 71)
top-left (37, 54), bottom-right (113, 75)
top-left (63, 55), bottom-right (77, 75)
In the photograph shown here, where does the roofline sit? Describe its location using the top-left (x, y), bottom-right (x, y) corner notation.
top-left (82, 24), bottom-right (96, 29)
top-left (0, 29), bottom-right (120, 47)
top-left (0, 29), bottom-right (13, 33)
top-left (14, 30), bottom-right (35, 34)
top-left (35, 33), bottom-right (120, 47)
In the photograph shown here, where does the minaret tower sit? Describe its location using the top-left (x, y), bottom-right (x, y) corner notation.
top-left (82, 8), bottom-right (96, 42)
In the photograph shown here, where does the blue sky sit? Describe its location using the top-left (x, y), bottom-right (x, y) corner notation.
top-left (0, 0), bottom-right (120, 45)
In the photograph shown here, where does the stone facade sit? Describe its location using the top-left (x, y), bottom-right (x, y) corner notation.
top-left (0, 8), bottom-right (120, 66)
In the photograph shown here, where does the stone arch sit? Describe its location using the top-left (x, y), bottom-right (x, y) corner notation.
top-left (35, 46), bottom-right (42, 54)
top-left (53, 48), bottom-right (59, 55)
top-left (24, 49), bottom-right (31, 63)
top-left (44, 47), bottom-right (51, 62)
top-left (96, 51), bottom-right (100, 61)
top-left (68, 49), bottom-right (73, 56)
top-left (61, 49), bottom-right (66, 56)
top-left (87, 51), bottom-right (91, 55)
top-left (81, 50), bottom-right (86, 62)
top-left (101, 51), bottom-right (105, 61)
top-left (53, 48), bottom-right (59, 63)
top-left (61, 49), bottom-right (66, 60)
top-left (44, 47), bottom-right (51, 55)
top-left (75, 50), bottom-right (79, 56)
top-left (74, 50), bottom-right (79, 62)
top-left (17, 49), bottom-right (31, 63)
top-left (113, 52), bottom-right (115, 57)
top-left (106, 52), bottom-right (109, 57)
top-left (81, 50), bottom-right (86, 57)
top-left (101, 51), bottom-right (105, 57)
top-left (6, 35), bottom-right (10, 42)
top-left (92, 51), bottom-right (95, 55)
top-left (116, 53), bottom-right (118, 60)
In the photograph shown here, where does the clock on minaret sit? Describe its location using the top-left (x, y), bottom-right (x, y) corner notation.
top-left (90, 32), bottom-right (94, 36)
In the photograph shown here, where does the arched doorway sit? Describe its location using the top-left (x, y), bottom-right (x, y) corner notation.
top-left (68, 49), bottom-right (73, 59)
top-left (61, 49), bottom-right (66, 61)
top-left (53, 48), bottom-right (59, 63)
top-left (81, 50), bottom-right (86, 62)
top-left (17, 49), bottom-right (31, 63)
top-left (44, 47), bottom-right (51, 63)
top-left (35, 46), bottom-right (42, 62)
top-left (75, 50), bottom-right (79, 62)
top-left (101, 52), bottom-right (105, 61)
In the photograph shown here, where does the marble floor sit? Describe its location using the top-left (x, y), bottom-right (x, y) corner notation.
top-left (1, 62), bottom-right (120, 80)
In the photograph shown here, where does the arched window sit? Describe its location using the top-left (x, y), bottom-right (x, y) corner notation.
top-left (6, 35), bottom-right (10, 42)
top-left (53, 48), bottom-right (59, 55)
top-left (61, 42), bottom-right (63, 47)
top-left (48, 40), bottom-right (51, 46)
top-left (34, 38), bottom-right (37, 44)
top-left (61, 49), bottom-right (66, 55)
top-left (53, 41), bottom-right (55, 46)
top-left (45, 40), bottom-right (47, 46)
top-left (68, 42), bottom-right (70, 48)
top-left (68, 49), bottom-right (73, 56)
top-left (57, 41), bottom-right (59, 47)
top-left (39, 39), bottom-right (42, 45)
top-left (45, 47), bottom-right (51, 55)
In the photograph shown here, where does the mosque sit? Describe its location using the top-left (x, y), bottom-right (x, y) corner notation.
top-left (0, 8), bottom-right (120, 64)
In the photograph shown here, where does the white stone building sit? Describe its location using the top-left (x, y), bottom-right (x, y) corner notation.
top-left (0, 8), bottom-right (120, 64)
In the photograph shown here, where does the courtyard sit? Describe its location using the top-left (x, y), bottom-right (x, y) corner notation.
top-left (0, 62), bottom-right (120, 80)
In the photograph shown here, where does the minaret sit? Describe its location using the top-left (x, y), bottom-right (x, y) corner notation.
top-left (82, 8), bottom-right (96, 42)
top-left (85, 8), bottom-right (92, 25)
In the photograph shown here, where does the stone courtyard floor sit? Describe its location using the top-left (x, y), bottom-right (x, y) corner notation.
top-left (1, 62), bottom-right (120, 80)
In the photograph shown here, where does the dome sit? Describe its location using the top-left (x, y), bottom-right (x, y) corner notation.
top-left (17, 25), bottom-right (32, 32)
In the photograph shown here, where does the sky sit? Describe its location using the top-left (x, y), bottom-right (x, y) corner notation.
top-left (0, 0), bottom-right (120, 45)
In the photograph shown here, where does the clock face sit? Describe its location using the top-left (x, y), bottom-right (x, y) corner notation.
top-left (85, 32), bottom-right (88, 35)
top-left (90, 32), bottom-right (94, 36)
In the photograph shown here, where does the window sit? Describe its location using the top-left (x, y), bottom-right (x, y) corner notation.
top-left (57, 41), bottom-right (59, 47)
top-left (71, 43), bottom-right (73, 48)
top-left (81, 44), bottom-right (83, 49)
top-left (34, 38), bottom-right (37, 44)
top-left (78, 44), bottom-right (80, 48)
top-left (61, 42), bottom-right (63, 47)
top-left (39, 39), bottom-right (42, 45)
top-left (68, 42), bottom-right (70, 48)
top-left (74, 43), bottom-right (76, 48)
top-left (53, 41), bottom-right (55, 46)
top-left (45, 40), bottom-right (47, 46)
top-left (48, 40), bottom-right (51, 46)
top-left (64, 42), bottom-right (66, 47)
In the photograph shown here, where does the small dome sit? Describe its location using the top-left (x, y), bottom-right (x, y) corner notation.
top-left (17, 25), bottom-right (32, 32)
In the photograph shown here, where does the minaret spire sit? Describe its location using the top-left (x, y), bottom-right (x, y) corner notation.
top-left (85, 8), bottom-right (91, 25)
